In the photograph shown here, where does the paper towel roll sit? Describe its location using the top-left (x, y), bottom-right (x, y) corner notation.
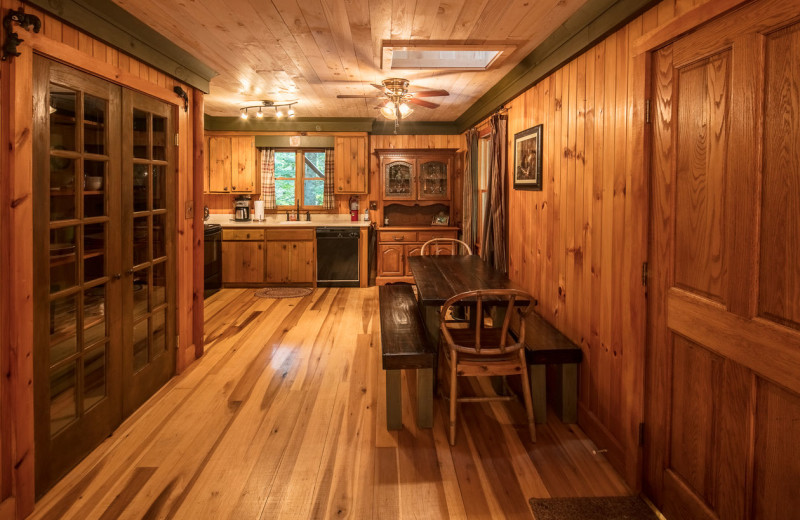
top-left (254, 200), bottom-right (265, 221)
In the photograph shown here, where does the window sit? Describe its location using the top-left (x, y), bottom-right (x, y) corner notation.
top-left (476, 136), bottom-right (491, 251)
top-left (273, 149), bottom-right (327, 208)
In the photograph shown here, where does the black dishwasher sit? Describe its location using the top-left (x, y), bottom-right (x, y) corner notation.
top-left (204, 223), bottom-right (222, 297)
top-left (316, 227), bottom-right (359, 287)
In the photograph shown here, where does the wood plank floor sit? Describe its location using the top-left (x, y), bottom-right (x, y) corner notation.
top-left (30, 288), bottom-right (629, 519)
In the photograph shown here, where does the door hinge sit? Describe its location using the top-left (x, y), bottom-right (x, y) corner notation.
top-left (641, 262), bottom-right (648, 287)
top-left (645, 99), bottom-right (651, 124)
top-left (175, 133), bottom-right (179, 146)
top-left (639, 422), bottom-right (645, 446)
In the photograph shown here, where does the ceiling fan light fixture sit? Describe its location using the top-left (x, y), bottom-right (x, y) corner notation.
top-left (380, 104), bottom-right (396, 119)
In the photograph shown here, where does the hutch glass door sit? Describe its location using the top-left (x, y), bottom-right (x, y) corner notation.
top-left (418, 160), bottom-right (449, 200)
top-left (383, 160), bottom-right (414, 199)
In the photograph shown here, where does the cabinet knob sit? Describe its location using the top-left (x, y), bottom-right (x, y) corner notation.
top-left (232, 186), bottom-right (236, 190)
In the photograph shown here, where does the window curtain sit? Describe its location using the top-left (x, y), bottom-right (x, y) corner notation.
top-left (480, 113), bottom-right (508, 272)
top-left (260, 148), bottom-right (276, 209)
top-left (462, 128), bottom-right (479, 253)
top-left (323, 149), bottom-right (335, 209)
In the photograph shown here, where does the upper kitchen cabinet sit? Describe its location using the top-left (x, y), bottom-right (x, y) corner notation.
top-left (205, 135), bottom-right (256, 194)
top-left (378, 149), bottom-right (455, 202)
top-left (333, 135), bottom-right (368, 194)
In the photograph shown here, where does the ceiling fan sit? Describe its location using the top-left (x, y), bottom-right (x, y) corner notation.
top-left (337, 78), bottom-right (449, 129)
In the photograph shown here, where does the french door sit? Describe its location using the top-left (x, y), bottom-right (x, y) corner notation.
top-left (33, 58), bottom-right (175, 495)
top-left (644, 1), bottom-right (800, 518)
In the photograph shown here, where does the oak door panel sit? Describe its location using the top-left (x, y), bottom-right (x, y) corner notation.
top-left (645, 2), bottom-right (800, 518)
top-left (208, 137), bottom-right (231, 193)
top-left (378, 244), bottom-right (403, 277)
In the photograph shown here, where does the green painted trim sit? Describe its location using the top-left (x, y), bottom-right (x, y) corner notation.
top-left (204, 116), bottom-right (375, 133)
top-left (27, 0), bottom-right (216, 92)
top-left (455, 0), bottom-right (659, 132)
top-left (254, 135), bottom-right (334, 148)
top-left (204, 115), bottom-right (461, 135)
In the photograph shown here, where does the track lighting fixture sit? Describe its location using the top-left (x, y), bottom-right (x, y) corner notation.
top-left (239, 100), bottom-right (298, 120)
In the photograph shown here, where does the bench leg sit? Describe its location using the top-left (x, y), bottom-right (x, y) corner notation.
top-left (417, 368), bottom-right (433, 428)
top-left (559, 363), bottom-right (578, 423)
top-left (529, 364), bottom-right (547, 424)
top-left (386, 370), bottom-right (402, 430)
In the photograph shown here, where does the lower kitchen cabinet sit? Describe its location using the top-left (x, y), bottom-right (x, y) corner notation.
top-left (376, 227), bottom-right (459, 284)
top-left (222, 240), bottom-right (264, 284)
top-left (265, 228), bottom-right (315, 285)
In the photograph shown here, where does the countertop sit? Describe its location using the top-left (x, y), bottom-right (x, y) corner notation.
top-left (205, 214), bottom-right (372, 228)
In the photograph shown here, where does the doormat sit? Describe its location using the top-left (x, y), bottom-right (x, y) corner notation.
top-left (529, 496), bottom-right (658, 520)
top-left (254, 287), bottom-right (313, 299)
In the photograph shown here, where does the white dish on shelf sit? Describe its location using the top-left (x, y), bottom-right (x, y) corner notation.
top-left (85, 176), bottom-right (103, 190)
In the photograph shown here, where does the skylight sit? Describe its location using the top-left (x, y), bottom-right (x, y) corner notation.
top-left (381, 42), bottom-right (516, 71)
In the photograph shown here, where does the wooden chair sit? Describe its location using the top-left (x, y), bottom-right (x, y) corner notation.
top-left (420, 238), bottom-right (472, 256)
top-left (439, 289), bottom-right (536, 445)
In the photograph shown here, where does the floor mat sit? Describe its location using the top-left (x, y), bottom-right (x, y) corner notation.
top-left (529, 496), bottom-right (658, 520)
top-left (254, 287), bottom-right (313, 299)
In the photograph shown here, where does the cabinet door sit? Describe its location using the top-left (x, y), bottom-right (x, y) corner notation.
top-left (266, 241), bottom-right (289, 283)
top-left (334, 136), bottom-right (368, 194)
top-left (222, 241), bottom-right (264, 284)
top-left (382, 159), bottom-right (415, 200)
top-left (208, 137), bottom-right (231, 193)
top-left (231, 136), bottom-right (255, 193)
top-left (418, 158), bottom-right (450, 200)
top-left (404, 244), bottom-right (422, 276)
top-left (289, 241), bottom-right (315, 283)
top-left (378, 244), bottom-right (404, 277)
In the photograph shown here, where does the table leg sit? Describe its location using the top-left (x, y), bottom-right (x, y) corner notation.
top-left (417, 368), bottom-right (433, 428)
top-left (386, 369), bottom-right (402, 430)
top-left (529, 364), bottom-right (547, 424)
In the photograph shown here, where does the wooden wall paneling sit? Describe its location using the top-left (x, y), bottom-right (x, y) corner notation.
top-left (549, 66), bottom-right (562, 329)
top-left (573, 53), bottom-right (586, 353)
top-left (0, 0), bottom-right (35, 512)
top-left (580, 46), bottom-right (596, 408)
top-left (564, 59), bottom-right (577, 341)
top-left (193, 91), bottom-right (205, 360)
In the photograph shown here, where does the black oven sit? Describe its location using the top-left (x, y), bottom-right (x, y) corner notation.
top-left (204, 223), bottom-right (222, 297)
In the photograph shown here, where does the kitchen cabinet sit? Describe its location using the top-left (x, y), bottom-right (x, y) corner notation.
top-left (334, 135), bottom-right (368, 194)
top-left (205, 135), bottom-right (256, 194)
top-left (221, 228), bottom-right (264, 285)
top-left (376, 148), bottom-right (460, 284)
top-left (376, 228), bottom-right (458, 284)
top-left (265, 228), bottom-right (315, 285)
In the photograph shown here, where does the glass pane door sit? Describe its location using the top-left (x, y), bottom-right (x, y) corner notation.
top-left (419, 160), bottom-right (449, 200)
top-left (33, 58), bottom-right (122, 496)
top-left (122, 90), bottom-right (175, 416)
top-left (383, 160), bottom-right (414, 199)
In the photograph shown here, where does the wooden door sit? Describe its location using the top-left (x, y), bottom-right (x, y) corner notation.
top-left (32, 58), bottom-right (123, 495)
top-left (404, 244), bottom-right (422, 277)
top-left (266, 241), bottom-right (289, 283)
top-left (645, 1), bottom-right (800, 518)
top-left (223, 241), bottom-right (265, 284)
top-left (208, 136), bottom-right (231, 193)
top-left (334, 136), bottom-right (368, 194)
top-left (288, 241), bottom-right (315, 283)
top-left (378, 244), bottom-right (404, 277)
top-left (231, 136), bottom-right (254, 193)
top-left (122, 91), bottom-right (176, 417)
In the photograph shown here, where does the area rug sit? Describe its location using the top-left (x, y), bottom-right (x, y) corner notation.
top-left (529, 496), bottom-right (659, 520)
top-left (254, 287), bottom-right (313, 299)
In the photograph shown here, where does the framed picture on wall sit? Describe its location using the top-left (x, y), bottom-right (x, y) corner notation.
top-left (513, 124), bottom-right (543, 191)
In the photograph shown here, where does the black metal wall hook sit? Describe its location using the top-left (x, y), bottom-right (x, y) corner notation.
top-left (2, 9), bottom-right (41, 61)
top-left (173, 86), bottom-right (189, 112)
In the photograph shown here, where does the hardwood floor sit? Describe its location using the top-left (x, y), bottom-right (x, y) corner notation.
top-left (30, 288), bottom-right (629, 519)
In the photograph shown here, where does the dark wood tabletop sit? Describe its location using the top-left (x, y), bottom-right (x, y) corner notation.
top-left (408, 255), bottom-right (535, 307)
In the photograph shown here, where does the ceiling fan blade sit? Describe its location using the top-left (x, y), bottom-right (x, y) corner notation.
top-left (410, 89), bottom-right (450, 98)
top-left (371, 83), bottom-right (386, 91)
top-left (337, 94), bottom-right (382, 99)
top-left (408, 98), bottom-right (439, 109)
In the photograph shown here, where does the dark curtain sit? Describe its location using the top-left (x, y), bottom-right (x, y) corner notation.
top-left (462, 128), bottom-right (479, 253)
top-left (480, 113), bottom-right (507, 272)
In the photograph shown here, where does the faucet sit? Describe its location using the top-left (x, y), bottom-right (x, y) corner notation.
top-left (296, 199), bottom-right (300, 222)
top-left (305, 210), bottom-right (311, 221)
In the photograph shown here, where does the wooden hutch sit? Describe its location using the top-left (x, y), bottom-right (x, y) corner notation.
top-left (375, 149), bottom-right (460, 284)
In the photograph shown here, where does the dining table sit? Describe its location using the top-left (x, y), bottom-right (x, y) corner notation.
top-left (407, 255), bottom-right (535, 347)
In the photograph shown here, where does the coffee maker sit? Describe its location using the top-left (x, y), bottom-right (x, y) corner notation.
top-left (234, 195), bottom-right (251, 221)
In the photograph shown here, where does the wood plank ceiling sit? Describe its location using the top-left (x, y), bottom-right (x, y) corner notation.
top-left (111, 0), bottom-right (589, 121)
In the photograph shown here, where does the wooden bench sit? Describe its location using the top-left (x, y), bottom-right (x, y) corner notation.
top-left (511, 312), bottom-right (583, 424)
top-left (379, 285), bottom-right (436, 430)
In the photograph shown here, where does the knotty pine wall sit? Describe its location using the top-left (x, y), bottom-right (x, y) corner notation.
top-left (491, 0), bottom-right (722, 487)
top-left (0, 1), bottom-right (204, 515)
